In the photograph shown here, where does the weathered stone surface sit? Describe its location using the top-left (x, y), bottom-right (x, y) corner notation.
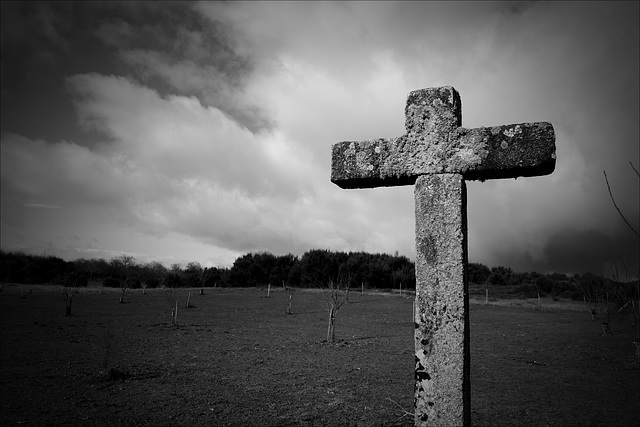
top-left (331, 87), bottom-right (556, 189)
top-left (414, 174), bottom-right (469, 427)
top-left (330, 86), bottom-right (556, 426)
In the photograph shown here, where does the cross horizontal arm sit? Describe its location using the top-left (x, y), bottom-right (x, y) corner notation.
top-left (331, 122), bottom-right (556, 189)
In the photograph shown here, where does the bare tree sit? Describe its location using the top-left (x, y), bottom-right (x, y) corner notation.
top-left (576, 273), bottom-right (608, 320)
top-left (603, 163), bottom-right (639, 238)
top-left (63, 270), bottom-right (85, 316)
top-left (286, 287), bottom-right (293, 314)
top-left (607, 259), bottom-right (640, 363)
top-left (199, 267), bottom-right (214, 294)
top-left (603, 162), bottom-right (639, 363)
top-left (111, 255), bottom-right (137, 303)
top-left (163, 269), bottom-right (182, 325)
top-left (322, 279), bottom-right (349, 343)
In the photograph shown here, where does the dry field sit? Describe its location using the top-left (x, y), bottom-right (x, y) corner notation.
top-left (1, 284), bottom-right (638, 426)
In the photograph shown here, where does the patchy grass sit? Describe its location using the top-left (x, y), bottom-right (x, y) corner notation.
top-left (470, 295), bottom-right (588, 312)
top-left (1, 284), bottom-right (638, 426)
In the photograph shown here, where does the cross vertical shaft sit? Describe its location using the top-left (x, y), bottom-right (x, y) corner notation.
top-left (414, 173), bottom-right (469, 426)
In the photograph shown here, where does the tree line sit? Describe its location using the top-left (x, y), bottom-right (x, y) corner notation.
top-left (0, 249), bottom-right (415, 290)
top-left (468, 262), bottom-right (638, 305)
top-left (1, 250), bottom-right (636, 306)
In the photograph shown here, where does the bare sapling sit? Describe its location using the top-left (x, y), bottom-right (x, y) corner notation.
top-left (63, 271), bottom-right (84, 316)
top-left (173, 299), bottom-right (179, 325)
top-left (163, 273), bottom-right (181, 325)
top-left (602, 291), bottom-right (611, 335)
top-left (199, 268), bottom-right (213, 292)
top-left (322, 279), bottom-right (349, 343)
top-left (120, 277), bottom-right (129, 303)
top-left (607, 260), bottom-right (639, 358)
top-left (111, 255), bottom-right (136, 303)
top-left (604, 162), bottom-right (640, 362)
top-left (576, 274), bottom-right (606, 320)
top-left (632, 295), bottom-right (640, 364)
top-left (0, 268), bottom-right (7, 294)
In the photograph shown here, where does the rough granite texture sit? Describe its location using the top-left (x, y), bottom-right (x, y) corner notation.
top-left (330, 86), bottom-right (555, 427)
top-left (331, 87), bottom-right (556, 189)
top-left (414, 174), bottom-right (470, 427)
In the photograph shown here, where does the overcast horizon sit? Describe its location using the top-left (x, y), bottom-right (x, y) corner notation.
top-left (1, 1), bottom-right (638, 276)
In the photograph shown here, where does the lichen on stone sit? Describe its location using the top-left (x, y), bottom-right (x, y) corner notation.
top-left (502, 125), bottom-right (522, 138)
top-left (331, 87), bottom-right (556, 188)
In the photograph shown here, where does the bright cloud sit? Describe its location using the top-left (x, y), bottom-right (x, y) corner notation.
top-left (1, 1), bottom-right (637, 274)
top-left (2, 70), bottom-right (412, 265)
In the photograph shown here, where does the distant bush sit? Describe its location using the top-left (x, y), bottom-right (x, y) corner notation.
top-left (468, 263), bottom-right (491, 284)
top-left (556, 281), bottom-right (576, 296)
top-left (535, 276), bottom-right (554, 294)
top-left (163, 272), bottom-right (183, 288)
top-left (569, 291), bottom-right (583, 301)
top-left (515, 283), bottom-right (539, 298)
top-left (75, 273), bottom-right (89, 287)
top-left (487, 271), bottom-right (508, 286)
top-left (508, 272), bottom-right (529, 287)
top-left (63, 271), bottom-right (88, 288)
top-left (103, 277), bottom-right (121, 288)
top-left (145, 278), bottom-right (160, 288)
top-left (125, 276), bottom-right (141, 289)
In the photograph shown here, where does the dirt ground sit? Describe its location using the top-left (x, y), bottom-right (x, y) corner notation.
top-left (1, 284), bottom-right (638, 426)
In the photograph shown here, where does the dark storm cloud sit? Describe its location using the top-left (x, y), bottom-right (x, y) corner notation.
top-left (90, 2), bottom-right (272, 133)
top-left (0, 1), bottom-right (271, 138)
top-left (498, 224), bottom-right (639, 277)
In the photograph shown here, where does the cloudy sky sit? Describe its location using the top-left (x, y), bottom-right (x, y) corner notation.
top-left (1, 1), bottom-right (638, 275)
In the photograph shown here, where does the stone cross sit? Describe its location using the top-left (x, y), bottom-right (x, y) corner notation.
top-left (330, 86), bottom-right (556, 426)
